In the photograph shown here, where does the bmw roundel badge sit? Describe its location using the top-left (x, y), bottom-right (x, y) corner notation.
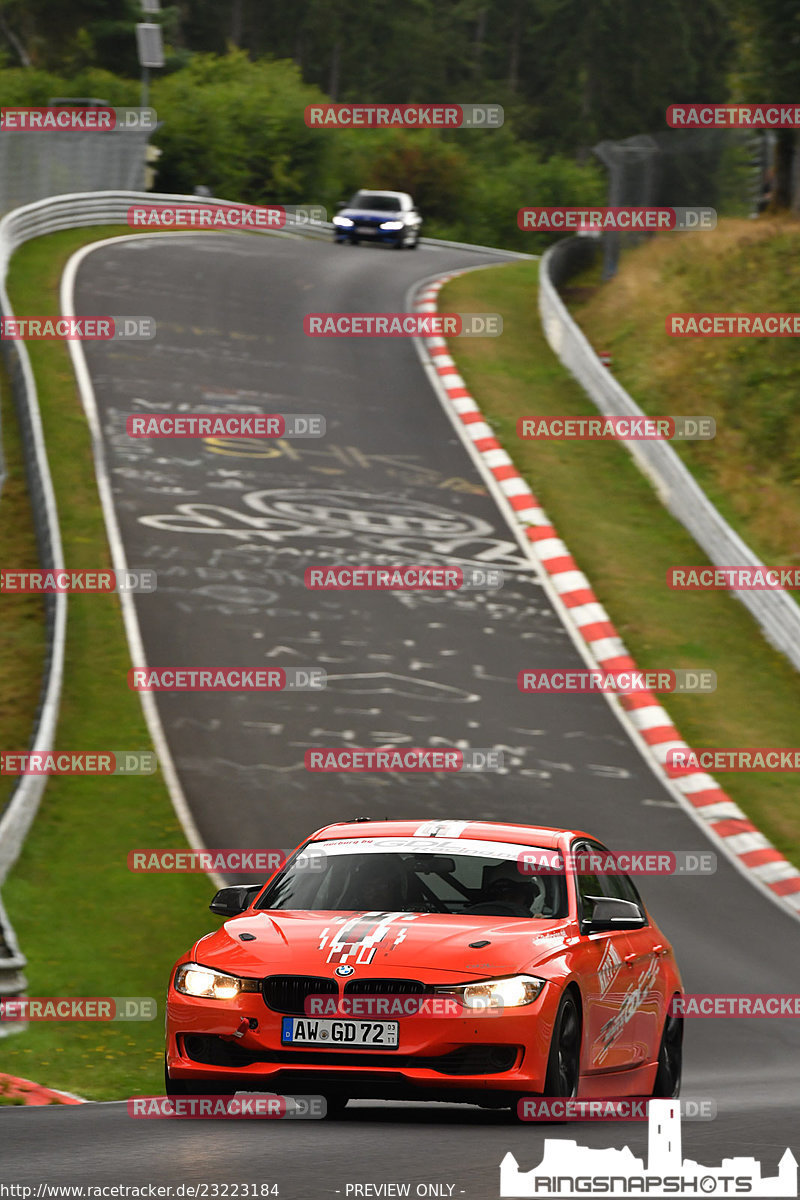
top-left (335, 964), bottom-right (355, 977)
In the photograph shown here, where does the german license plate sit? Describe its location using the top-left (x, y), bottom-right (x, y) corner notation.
top-left (281, 1017), bottom-right (399, 1048)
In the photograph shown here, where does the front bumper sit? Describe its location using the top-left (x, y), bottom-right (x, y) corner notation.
top-left (166, 985), bottom-right (557, 1098)
top-left (333, 222), bottom-right (405, 244)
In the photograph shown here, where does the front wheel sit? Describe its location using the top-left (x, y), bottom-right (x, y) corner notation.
top-left (652, 1009), bottom-right (683, 1098)
top-left (543, 991), bottom-right (581, 1098)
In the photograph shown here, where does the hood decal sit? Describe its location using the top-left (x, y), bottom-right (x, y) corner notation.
top-left (319, 911), bottom-right (419, 966)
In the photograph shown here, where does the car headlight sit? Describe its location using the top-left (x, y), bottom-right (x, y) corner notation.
top-left (435, 974), bottom-right (546, 1010)
top-left (333, 216), bottom-right (354, 227)
top-left (174, 963), bottom-right (260, 1000)
top-left (380, 220), bottom-right (404, 230)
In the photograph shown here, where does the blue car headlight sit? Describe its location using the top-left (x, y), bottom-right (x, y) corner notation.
top-left (380, 220), bottom-right (404, 230)
top-left (333, 216), bottom-right (354, 227)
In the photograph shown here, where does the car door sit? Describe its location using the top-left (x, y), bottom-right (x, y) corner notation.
top-left (572, 840), bottom-right (640, 1073)
top-left (602, 860), bottom-right (668, 1067)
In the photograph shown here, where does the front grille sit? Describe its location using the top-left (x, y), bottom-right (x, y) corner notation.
top-left (182, 1035), bottom-right (519, 1076)
top-left (262, 975), bottom-right (337, 1014)
top-left (343, 979), bottom-right (433, 997)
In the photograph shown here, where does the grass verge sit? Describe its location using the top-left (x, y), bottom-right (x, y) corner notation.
top-left (1, 228), bottom-right (213, 1100)
top-left (440, 261), bottom-right (800, 867)
top-left (566, 217), bottom-right (800, 565)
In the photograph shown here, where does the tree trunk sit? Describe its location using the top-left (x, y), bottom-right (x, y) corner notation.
top-left (328, 39), bottom-right (341, 101)
top-left (231, 0), bottom-right (244, 48)
top-left (0, 9), bottom-right (31, 67)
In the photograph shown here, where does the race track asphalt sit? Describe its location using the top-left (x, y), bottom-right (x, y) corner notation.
top-left (2, 231), bottom-right (797, 1196)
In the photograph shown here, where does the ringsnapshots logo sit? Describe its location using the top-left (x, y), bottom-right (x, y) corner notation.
top-left (0, 997), bottom-right (157, 1022)
top-left (518, 669), bottom-right (716, 694)
top-left (0, 316), bottom-right (155, 340)
top-left (128, 667), bottom-right (326, 692)
top-left (0, 752), bottom-right (157, 776)
top-left (304, 565), bottom-right (503, 591)
top-left (128, 847), bottom-right (327, 873)
top-left (305, 103), bottom-right (503, 128)
top-left (304, 313), bottom-right (502, 337)
top-left (0, 569), bottom-right (156, 593)
top-left (129, 1094), bottom-right (326, 1120)
top-left (0, 107), bottom-right (156, 131)
top-left (126, 413), bottom-right (325, 439)
top-left (305, 748), bottom-right (503, 772)
top-left (518, 416), bottom-right (715, 441)
top-left (500, 1099), bottom-right (797, 1197)
top-left (518, 207), bottom-right (716, 232)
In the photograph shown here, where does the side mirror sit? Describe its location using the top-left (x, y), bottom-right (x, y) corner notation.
top-left (584, 896), bottom-right (646, 933)
top-left (209, 884), bottom-right (261, 917)
top-left (336, 199), bottom-right (349, 209)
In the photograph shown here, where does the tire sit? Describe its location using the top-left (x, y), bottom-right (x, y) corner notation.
top-left (543, 991), bottom-right (581, 1099)
top-left (393, 233), bottom-right (406, 250)
top-left (322, 1094), bottom-right (350, 1119)
top-left (652, 1009), bottom-right (683, 1098)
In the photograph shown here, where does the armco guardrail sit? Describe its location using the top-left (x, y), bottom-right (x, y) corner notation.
top-left (539, 235), bottom-right (800, 673)
top-left (0, 189), bottom-right (530, 1016)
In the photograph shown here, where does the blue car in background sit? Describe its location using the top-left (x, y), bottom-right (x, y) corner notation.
top-left (332, 190), bottom-right (422, 249)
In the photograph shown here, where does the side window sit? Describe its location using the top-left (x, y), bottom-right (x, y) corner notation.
top-left (572, 841), bottom-right (646, 926)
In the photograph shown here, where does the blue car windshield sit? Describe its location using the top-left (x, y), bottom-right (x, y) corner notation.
top-left (349, 193), bottom-right (402, 211)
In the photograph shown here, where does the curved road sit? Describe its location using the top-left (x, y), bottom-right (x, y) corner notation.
top-left (2, 231), bottom-right (798, 1195)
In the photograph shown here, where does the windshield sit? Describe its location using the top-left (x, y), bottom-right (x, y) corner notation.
top-left (256, 837), bottom-right (568, 919)
top-left (349, 192), bottom-right (402, 211)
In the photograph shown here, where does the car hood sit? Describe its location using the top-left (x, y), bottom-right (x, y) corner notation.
top-left (339, 207), bottom-right (403, 221)
top-left (190, 910), bottom-right (578, 982)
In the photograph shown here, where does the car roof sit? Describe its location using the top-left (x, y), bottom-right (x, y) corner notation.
top-left (352, 190), bottom-right (410, 200)
top-left (308, 819), bottom-right (594, 850)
